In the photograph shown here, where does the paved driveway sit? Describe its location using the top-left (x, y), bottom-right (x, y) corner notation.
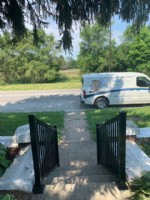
top-left (0, 89), bottom-right (94, 112)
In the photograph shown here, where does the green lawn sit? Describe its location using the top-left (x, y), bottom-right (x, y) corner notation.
top-left (85, 106), bottom-right (150, 140)
top-left (60, 69), bottom-right (80, 79)
top-left (0, 79), bottom-right (81, 91)
top-left (86, 106), bottom-right (150, 157)
top-left (0, 112), bottom-right (65, 139)
top-left (0, 69), bottom-right (81, 91)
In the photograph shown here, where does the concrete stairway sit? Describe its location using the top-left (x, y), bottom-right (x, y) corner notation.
top-left (44, 165), bottom-right (117, 185)
top-left (31, 112), bottom-right (131, 200)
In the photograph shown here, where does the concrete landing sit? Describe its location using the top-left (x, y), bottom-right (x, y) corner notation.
top-left (31, 112), bottom-right (131, 200)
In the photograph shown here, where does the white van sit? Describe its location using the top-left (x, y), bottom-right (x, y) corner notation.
top-left (80, 72), bottom-right (150, 108)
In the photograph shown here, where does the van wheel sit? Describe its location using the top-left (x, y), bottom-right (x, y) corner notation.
top-left (95, 98), bottom-right (108, 109)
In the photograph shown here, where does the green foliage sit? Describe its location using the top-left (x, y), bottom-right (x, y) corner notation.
top-left (113, 43), bottom-right (130, 72)
top-left (0, 194), bottom-right (16, 200)
top-left (65, 57), bottom-right (77, 70)
top-left (114, 26), bottom-right (150, 76)
top-left (0, 144), bottom-right (12, 176)
top-left (78, 23), bottom-right (150, 75)
top-left (140, 143), bottom-right (150, 157)
top-left (129, 172), bottom-right (150, 200)
top-left (127, 27), bottom-right (150, 76)
top-left (77, 21), bottom-right (117, 73)
top-left (0, 1), bottom-right (150, 51)
top-left (0, 30), bottom-right (63, 84)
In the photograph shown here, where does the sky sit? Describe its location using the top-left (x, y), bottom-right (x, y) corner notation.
top-left (43, 16), bottom-right (130, 60)
top-left (42, 14), bottom-right (150, 60)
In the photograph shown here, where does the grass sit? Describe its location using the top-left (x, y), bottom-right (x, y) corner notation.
top-left (60, 69), bottom-right (80, 78)
top-left (85, 106), bottom-right (150, 157)
top-left (0, 69), bottom-right (81, 91)
top-left (0, 79), bottom-right (81, 91)
top-left (86, 107), bottom-right (120, 140)
top-left (85, 106), bottom-right (150, 140)
top-left (0, 112), bottom-right (65, 138)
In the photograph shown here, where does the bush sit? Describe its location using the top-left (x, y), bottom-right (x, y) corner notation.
top-left (0, 194), bottom-right (16, 200)
top-left (0, 144), bottom-right (12, 176)
top-left (128, 172), bottom-right (150, 200)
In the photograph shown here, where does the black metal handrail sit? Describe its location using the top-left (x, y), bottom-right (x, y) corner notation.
top-left (29, 115), bottom-right (59, 193)
top-left (96, 111), bottom-right (126, 189)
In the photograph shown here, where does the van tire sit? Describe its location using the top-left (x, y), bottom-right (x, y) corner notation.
top-left (94, 97), bottom-right (109, 109)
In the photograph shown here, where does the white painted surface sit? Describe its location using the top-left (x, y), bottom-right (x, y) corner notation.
top-left (0, 146), bottom-right (34, 193)
top-left (126, 141), bottom-right (150, 182)
top-left (126, 120), bottom-right (140, 136)
top-left (0, 122), bottom-right (150, 193)
top-left (0, 136), bottom-right (18, 148)
top-left (137, 127), bottom-right (150, 138)
top-left (15, 124), bottom-right (30, 143)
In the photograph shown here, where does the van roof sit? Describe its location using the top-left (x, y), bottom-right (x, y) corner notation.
top-left (82, 72), bottom-right (146, 78)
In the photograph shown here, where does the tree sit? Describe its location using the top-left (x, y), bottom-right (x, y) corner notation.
top-left (0, 30), bottom-right (62, 84)
top-left (0, 0), bottom-right (150, 52)
top-left (113, 26), bottom-right (134, 72)
top-left (65, 57), bottom-right (77, 69)
top-left (128, 27), bottom-right (150, 76)
top-left (77, 22), bottom-right (116, 73)
top-left (114, 25), bottom-right (150, 75)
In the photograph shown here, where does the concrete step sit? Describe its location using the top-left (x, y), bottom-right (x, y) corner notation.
top-left (44, 165), bottom-right (112, 178)
top-left (43, 165), bottom-right (117, 185)
top-left (31, 182), bottom-right (131, 200)
top-left (44, 174), bottom-right (117, 185)
top-left (46, 168), bottom-right (110, 178)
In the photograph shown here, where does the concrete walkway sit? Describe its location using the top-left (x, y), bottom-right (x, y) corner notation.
top-left (32, 111), bottom-right (131, 200)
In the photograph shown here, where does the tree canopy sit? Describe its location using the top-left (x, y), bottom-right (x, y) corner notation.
top-left (0, 0), bottom-right (150, 51)
top-left (77, 22), bottom-right (116, 73)
top-left (0, 30), bottom-right (63, 84)
top-left (77, 22), bottom-right (150, 76)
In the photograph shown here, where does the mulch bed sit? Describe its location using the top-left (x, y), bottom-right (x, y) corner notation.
top-left (6, 146), bottom-right (21, 161)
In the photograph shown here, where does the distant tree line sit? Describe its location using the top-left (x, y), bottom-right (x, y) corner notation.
top-left (1, 23), bottom-right (150, 85)
top-left (0, 30), bottom-right (76, 84)
top-left (77, 22), bottom-right (150, 77)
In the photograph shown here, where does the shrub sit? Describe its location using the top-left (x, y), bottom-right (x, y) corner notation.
top-left (0, 144), bottom-right (12, 176)
top-left (129, 172), bottom-right (150, 200)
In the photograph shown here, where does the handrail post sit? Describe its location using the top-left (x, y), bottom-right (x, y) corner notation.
top-left (54, 125), bottom-right (60, 167)
top-left (118, 111), bottom-right (127, 189)
top-left (96, 124), bottom-right (100, 165)
top-left (28, 115), bottom-right (44, 193)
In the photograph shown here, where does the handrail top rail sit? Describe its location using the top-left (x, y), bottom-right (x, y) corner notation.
top-left (97, 115), bottom-right (119, 128)
top-left (97, 111), bottom-right (126, 128)
top-left (28, 114), bottom-right (56, 131)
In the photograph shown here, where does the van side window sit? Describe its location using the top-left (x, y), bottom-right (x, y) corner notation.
top-left (137, 77), bottom-right (150, 87)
